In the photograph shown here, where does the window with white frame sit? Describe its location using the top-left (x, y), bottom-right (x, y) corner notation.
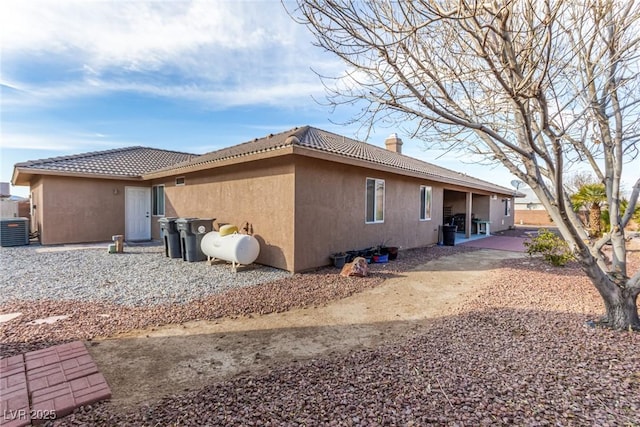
top-left (420, 185), bottom-right (432, 220)
top-left (366, 178), bottom-right (385, 223)
top-left (152, 185), bottom-right (165, 216)
top-left (504, 198), bottom-right (511, 216)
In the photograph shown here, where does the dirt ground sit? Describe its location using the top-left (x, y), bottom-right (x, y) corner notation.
top-left (89, 249), bottom-right (526, 410)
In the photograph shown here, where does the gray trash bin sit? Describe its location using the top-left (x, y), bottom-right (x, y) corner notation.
top-left (176, 218), bottom-right (214, 262)
top-left (442, 225), bottom-right (457, 246)
top-left (158, 217), bottom-right (181, 258)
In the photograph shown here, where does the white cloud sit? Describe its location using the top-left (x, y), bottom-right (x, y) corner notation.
top-left (2, 1), bottom-right (288, 63)
top-left (0, 0), bottom-right (338, 108)
top-left (0, 131), bottom-right (131, 151)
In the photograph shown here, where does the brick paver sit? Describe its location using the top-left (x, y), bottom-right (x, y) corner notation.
top-left (24, 342), bottom-right (88, 371)
top-left (27, 354), bottom-right (98, 394)
top-left (30, 373), bottom-right (110, 422)
top-left (0, 342), bottom-right (111, 426)
top-left (0, 355), bottom-right (30, 427)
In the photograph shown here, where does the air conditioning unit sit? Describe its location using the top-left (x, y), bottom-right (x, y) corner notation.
top-left (0, 218), bottom-right (29, 247)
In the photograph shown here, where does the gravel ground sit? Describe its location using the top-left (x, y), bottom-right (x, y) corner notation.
top-left (1, 243), bottom-right (472, 357)
top-left (2, 239), bottom-right (639, 426)
top-left (0, 242), bottom-right (290, 306)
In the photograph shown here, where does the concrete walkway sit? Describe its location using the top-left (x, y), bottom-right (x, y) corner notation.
top-left (459, 235), bottom-right (529, 252)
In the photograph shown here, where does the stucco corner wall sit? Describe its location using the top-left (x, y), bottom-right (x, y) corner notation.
top-left (155, 157), bottom-right (296, 271)
top-left (38, 176), bottom-right (134, 245)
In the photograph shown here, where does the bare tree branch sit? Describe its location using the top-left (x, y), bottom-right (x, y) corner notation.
top-left (288, 0), bottom-right (640, 328)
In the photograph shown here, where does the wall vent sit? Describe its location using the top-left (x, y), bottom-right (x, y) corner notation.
top-left (0, 218), bottom-right (29, 247)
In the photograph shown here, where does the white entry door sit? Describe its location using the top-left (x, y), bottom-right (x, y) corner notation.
top-left (125, 187), bottom-right (151, 241)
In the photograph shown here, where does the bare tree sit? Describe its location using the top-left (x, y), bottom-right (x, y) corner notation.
top-left (288, 0), bottom-right (640, 329)
top-left (564, 171), bottom-right (599, 195)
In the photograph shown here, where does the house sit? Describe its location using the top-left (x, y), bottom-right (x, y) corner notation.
top-left (12, 126), bottom-right (520, 272)
top-left (11, 148), bottom-right (195, 243)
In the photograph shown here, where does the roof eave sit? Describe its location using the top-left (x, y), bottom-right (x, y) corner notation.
top-left (11, 167), bottom-right (27, 186)
top-left (11, 167), bottom-right (144, 185)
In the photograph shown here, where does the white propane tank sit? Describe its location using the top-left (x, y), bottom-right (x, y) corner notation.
top-left (200, 231), bottom-right (260, 267)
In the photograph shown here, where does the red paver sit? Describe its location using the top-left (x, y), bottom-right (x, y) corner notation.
top-left (24, 342), bottom-right (88, 371)
top-left (1, 342), bottom-right (111, 426)
top-left (30, 373), bottom-right (111, 423)
top-left (0, 355), bottom-right (30, 427)
top-left (0, 355), bottom-right (25, 380)
top-left (26, 355), bottom-right (98, 393)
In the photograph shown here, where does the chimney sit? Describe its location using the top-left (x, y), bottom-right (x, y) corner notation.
top-left (384, 133), bottom-right (403, 154)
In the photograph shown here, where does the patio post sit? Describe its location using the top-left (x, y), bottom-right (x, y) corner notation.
top-left (465, 192), bottom-right (473, 238)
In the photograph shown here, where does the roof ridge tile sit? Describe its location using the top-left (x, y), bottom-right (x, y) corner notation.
top-left (14, 126), bottom-right (516, 195)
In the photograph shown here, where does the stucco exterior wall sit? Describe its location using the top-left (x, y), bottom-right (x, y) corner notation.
top-left (38, 176), bottom-right (136, 245)
top-left (471, 194), bottom-right (490, 221)
top-left (23, 151), bottom-right (516, 270)
top-left (489, 196), bottom-right (514, 232)
top-left (293, 157), bottom-right (444, 272)
top-left (154, 157), bottom-right (295, 271)
top-left (444, 191), bottom-right (467, 217)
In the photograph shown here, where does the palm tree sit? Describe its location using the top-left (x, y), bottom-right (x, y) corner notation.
top-left (570, 184), bottom-right (607, 238)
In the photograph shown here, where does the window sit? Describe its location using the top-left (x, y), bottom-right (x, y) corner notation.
top-left (175, 177), bottom-right (185, 186)
top-left (420, 186), bottom-right (432, 220)
top-left (152, 185), bottom-right (165, 216)
top-left (504, 198), bottom-right (511, 216)
top-left (366, 178), bottom-right (385, 223)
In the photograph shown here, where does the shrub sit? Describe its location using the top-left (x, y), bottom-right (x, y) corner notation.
top-left (523, 228), bottom-right (574, 267)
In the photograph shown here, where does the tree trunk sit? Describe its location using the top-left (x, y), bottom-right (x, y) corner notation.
top-left (599, 287), bottom-right (640, 330)
top-left (589, 203), bottom-right (602, 238)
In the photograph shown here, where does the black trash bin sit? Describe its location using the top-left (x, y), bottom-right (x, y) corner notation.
top-left (442, 225), bottom-right (457, 246)
top-left (158, 217), bottom-right (181, 258)
top-left (176, 218), bottom-right (214, 262)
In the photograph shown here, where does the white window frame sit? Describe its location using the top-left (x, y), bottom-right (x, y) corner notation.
top-left (504, 198), bottom-right (512, 216)
top-left (365, 178), bottom-right (385, 224)
top-left (152, 185), bottom-right (165, 217)
top-left (420, 185), bottom-right (432, 221)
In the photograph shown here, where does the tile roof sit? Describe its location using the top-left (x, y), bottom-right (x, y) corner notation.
top-left (15, 147), bottom-right (195, 178)
top-left (152, 126), bottom-right (518, 195)
top-left (13, 126), bottom-right (519, 195)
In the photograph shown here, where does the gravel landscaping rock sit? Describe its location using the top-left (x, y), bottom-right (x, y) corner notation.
top-left (1, 243), bottom-right (473, 357)
top-left (0, 243), bottom-right (290, 306)
top-left (2, 239), bottom-right (638, 426)
top-left (53, 251), bottom-right (639, 427)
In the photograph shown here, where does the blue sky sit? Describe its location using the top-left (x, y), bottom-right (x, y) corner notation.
top-left (1, 1), bottom-right (637, 199)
